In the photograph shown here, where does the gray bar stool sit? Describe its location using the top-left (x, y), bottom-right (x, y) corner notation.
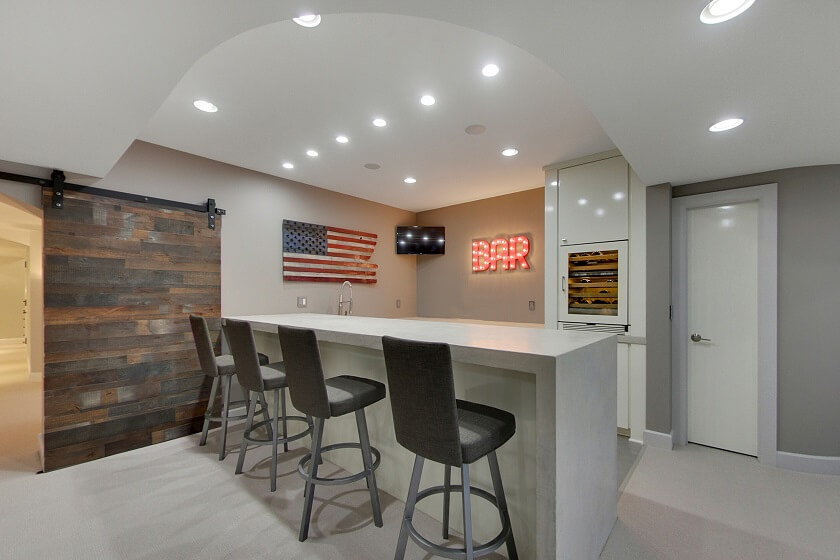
top-left (189, 314), bottom-right (273, 460)
top-left (224, 318), bottom-right (313, 491)
top-left (277, 325), bottom-right (385, 542)
top-left (382, 336), bottom-right (518, 560)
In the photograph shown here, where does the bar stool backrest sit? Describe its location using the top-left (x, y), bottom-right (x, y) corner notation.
top-left (277, 326), bottom-right (331, 419)
top-left (225, 319), bottom-right (264, 393)
top-left (381, 336), bottom-right (462, 466)
top-left (189, 314), bottom-right (219, 377)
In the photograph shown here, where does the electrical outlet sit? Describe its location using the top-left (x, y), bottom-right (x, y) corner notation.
top-left (396, 299), bottom-right (401, 309)
top-left (528, 300), bottom-right (536, 311)
top-left (297, 296), bottom-right (307, 308)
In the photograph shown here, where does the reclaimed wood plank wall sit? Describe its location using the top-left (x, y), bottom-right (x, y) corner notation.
top-left (42, 188), bottom-right (221, 471)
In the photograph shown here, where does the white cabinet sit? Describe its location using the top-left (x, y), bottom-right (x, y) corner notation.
top-left (555, 156), bottom-right (629, 245)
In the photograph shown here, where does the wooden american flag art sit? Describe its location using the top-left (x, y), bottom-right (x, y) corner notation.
top-left (282, 219), bottom-right (378, 284)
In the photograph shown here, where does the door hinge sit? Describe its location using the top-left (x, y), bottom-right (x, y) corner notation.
top-left (51, 169), bottom-right (65, 209)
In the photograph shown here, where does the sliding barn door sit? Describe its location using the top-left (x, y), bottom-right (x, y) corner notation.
top-left (42, 188), bottom-right (221, 470)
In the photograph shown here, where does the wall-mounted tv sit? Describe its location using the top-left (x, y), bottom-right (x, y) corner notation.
top-left (395, 226), bottom-right (445, 255)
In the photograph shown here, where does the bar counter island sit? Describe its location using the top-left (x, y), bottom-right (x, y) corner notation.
top-left (224, 313), bottom-right (617, 560)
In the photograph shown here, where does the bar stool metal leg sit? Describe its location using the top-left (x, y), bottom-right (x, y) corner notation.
top-left (395, 455), bottom-right (424, 560)
top-left (281, 387), bottom-right (289, 453)
top-left (219, 374), bottom-right (232, 460)
top-left (488, 451), bottom-right (518, 560)
top-left (300, 417), bottom-right (325, 542)
top-left (199, 376), bottom-right (220, 446)
top-left (355, 409), bottom-right (383, 527)
top-left (442, 464), bottom-right (451, 539)
top-left (271, 389), bottom-right (279, 492)
top-left (461, 464), bottom-right (474, 560)
top-left (235, 393), bottom-right (258, 475)
top-left (258, 392), bottom-right (273, 439)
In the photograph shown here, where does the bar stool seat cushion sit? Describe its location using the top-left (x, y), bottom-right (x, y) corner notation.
top-left (456, 399), bottom-right (516, 465)
top-left (326, 375), bottom-right (386, 417)
top-left (261, 364), bottom-right (288, 391)
top-left (214, 353), bottom-right (271, 376)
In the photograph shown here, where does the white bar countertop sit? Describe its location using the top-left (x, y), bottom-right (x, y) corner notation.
top-left (226, 313), bottom-right (614, 375)
top-left (226, 313), bottom-right (617, 560)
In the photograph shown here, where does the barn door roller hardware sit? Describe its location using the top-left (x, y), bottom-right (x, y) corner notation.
top-left (0, 168), bottom-right (226, 223)
top-left (207, 198), bottom-right (226, 230)
top-left (51, 170), bottom-right (65, 209)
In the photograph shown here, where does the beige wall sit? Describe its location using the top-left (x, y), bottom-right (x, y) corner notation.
top-left (0, 191), bottom-right (44, 377)
top-left (97, 141), bottom-right (418, 319)
top-left (0, 242), bottom-right (28, 339)
top-left (415, 188), bottom-right (544, 323)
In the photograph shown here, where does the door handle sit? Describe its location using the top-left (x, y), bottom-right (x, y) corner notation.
top-left (690, 333), bottom-right (711, 342)
top-left (561, 276), bottom-right (567, 292)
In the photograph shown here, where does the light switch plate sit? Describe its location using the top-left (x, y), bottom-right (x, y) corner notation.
top-left (297, 296), bottom-right (307, 308)
top-left (529, 300), bottom-right (536, 311)
top-left (396, 299), bottom-right (401, 309)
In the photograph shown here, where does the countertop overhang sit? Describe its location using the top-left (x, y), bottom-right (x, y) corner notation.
top-left (225, 313), bottom-right (615, 376)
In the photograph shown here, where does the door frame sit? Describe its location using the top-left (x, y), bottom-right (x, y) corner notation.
top-left (671, 183), bottom-right (777, 465)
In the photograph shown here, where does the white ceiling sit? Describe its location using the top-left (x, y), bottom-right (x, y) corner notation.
top-left (139, 14), bottom-right (612, 211)
top-left (1, 1), bottom-right (839, 212)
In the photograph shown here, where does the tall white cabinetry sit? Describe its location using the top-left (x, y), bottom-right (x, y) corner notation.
top-left (556, 155), bottom-right (629, 245)
top-left (545, 150), bottom-right (646, 442)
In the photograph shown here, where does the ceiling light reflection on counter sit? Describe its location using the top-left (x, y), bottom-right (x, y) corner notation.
top-left (501, 148), bottom-right (519, 157)
top-left (709, 118), bottom-right (743, 132)
top-left (335, 135), bottom-right (349, 143)
top-left (481, 63), bottom-right (500, 77)
top-left (193, 99), bottom-right (218, 113)
top-left (700, 0), bottom-right (755, 24)
top-left (420, 94), bottom-right (436, 106)
top-left (292, 14), bottom-right (322, 27)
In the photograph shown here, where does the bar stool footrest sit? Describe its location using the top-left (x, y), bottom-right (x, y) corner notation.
top-left (242, 415), bottom-right (312, 446)
top-left (406, 484), bottom-right (512, 560)
top-left (298, 443), bottom-right (381, 486)
top-left (204, 398), bottom-right (264, 423)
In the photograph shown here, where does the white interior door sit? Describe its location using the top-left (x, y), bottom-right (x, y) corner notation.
top-left (686, 201), bottom-right (758, 456)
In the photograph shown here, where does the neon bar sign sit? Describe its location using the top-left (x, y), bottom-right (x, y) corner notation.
top-left (472, 235), bottom-right (531, 272)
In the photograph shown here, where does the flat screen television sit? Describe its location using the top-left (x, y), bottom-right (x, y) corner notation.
top-left (395, 226), bottom-right (445, 255)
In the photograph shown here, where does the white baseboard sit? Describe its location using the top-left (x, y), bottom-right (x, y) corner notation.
top-left (38, 433), bottom-right (44, 472)
top-left (643, 429), bottom-right (673, 450)
top-left (628, 437), bottom-right (644, 446)
top-left (777, 451), bottom-right (840, 476)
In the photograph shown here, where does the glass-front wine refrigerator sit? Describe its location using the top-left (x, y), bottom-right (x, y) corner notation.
top-left (558, 240), bottom-right (628, 330)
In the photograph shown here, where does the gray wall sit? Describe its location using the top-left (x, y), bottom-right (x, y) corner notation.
top-left (645, 183), bottom-right (672, 435)
top-left (669, 164), bottom-right (840, 457)
top-left (415, 188), bottom-right (544, 323)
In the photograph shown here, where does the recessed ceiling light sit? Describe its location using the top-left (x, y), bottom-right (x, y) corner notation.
top-left (550, 181), bottom-right (558, 186)
top-left (372, 118), bottom-right (387, 127)
top-left (335, 135), bottom-right (349, 144)
top-left (292, 14), bottom-right (322, 27)
top-left (306, 149), bottom-right (318, 157)
top-left (613, 192), bottom-right (625, 201)
top-left (193, 99), bottom-right (218, 113)
top-left (404, 177), bottom-right (417, 184)
top-left (364, 163), bottom-right (381, 170)
top-left (501, 148), bottom-right (519, 157)
top-left (465, 124), bottom-right (486, 135)
top-left (700, 0), bottom-right (755, 24)
top-left (481, 63), bottom-right (500, 77)
top-left (282, 162), bottom-right (294, 169)
top-left (578, 198), bottom-right (588, 206)
top-left (709, 118), bottom-right (744, 132)
top-left (595, 208), bottom-right (605, 217)
top-left (420, 95), bottom-right (436, 106)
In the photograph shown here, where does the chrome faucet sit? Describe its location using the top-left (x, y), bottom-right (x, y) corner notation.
top-left (338, 280), bottom-right (353, 316)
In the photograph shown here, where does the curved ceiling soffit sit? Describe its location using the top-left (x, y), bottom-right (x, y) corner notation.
top-left (138, 7), bottom-right (610, 158)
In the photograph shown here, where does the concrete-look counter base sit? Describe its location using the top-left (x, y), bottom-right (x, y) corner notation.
top-left (227, 314), bottom-right (617, 560)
